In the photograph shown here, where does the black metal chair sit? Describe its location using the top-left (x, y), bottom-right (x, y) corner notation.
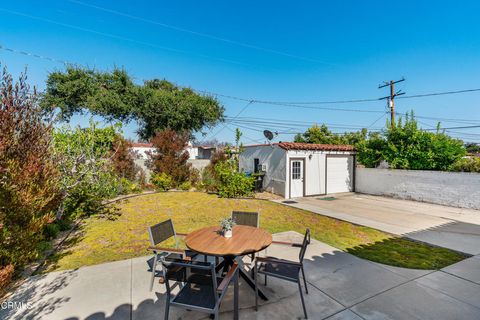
top-left (161, 258), bottom-right (239, 320)
top-left (232, 211), bottom-right (259, 228)
top-left (147, 219), bottom-right (198, 291)
top-left (232, 211), bottom-right (259, 262)
top-left (254, 229), bottom-right (311, 319)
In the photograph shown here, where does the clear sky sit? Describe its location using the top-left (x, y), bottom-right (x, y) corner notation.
top-left (1, 0), bottom-right (480, 144)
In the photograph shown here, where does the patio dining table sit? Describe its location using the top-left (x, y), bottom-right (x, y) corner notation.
top-left (185, 225), bottom-right (272, 300)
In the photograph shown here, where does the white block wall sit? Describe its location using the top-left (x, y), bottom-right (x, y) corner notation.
top-left (356, 168), bottom-right (480, 210)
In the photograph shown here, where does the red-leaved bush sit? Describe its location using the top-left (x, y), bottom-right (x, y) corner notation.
top-left (110, 135), bottom-right (139, 181)
top-left (0, 67), bottom-right (62, 274)
top-left (148, 129), bottom-right (192, 186)
top-left (0, 264), bottom-right (14, 294)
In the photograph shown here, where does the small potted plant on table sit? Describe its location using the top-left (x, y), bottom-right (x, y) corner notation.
top-left (220, 217), bottom-right (236, 238)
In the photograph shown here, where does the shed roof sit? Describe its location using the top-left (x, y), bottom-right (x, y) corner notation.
top-left (244, 142), bottom-right (355, 152)
top-left (278, 142), bottom-right (355, 151)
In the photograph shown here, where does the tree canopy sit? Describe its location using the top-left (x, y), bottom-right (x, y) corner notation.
top-left (41, 66), bottom-right (224, 140)
top-left (294, 124), bottom-right (367, 145)
top-left (294, 113), bottom-right (466, 171)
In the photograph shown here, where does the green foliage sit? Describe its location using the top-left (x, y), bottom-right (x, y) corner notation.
top-left (380, 114), bottom-right (465, 170)
top-left (0, 66), bottom-right (62, 271)
top-left (41, 66), bottom-right (224, 140)
top-left (296, 113), bottom-right (466, 171)
top-left (178, 181), bottom-right (192, 191)
top-left (356, 132), bottom-right (386, 168)
top-left (214, 160), bottom-right (255, 198)
top-left (451, 157), bottom-right (480, 172)
top-left (295, 124), bottom-right (367, 145)
top-left (118, 177), bottom-right (142, 194)
top-left (220, 217), bottom-right (236, 231)
top-left (200, 167), bottom-right (219, 192)
top-left (53, 121), bottom-right (123, 218)
top-left (151, 172), bottom-right (173, 191)
top-left (43, 223), bottom-right (61, 240)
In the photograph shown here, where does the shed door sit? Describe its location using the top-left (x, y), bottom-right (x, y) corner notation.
top-left (326, 156), bottom-right (353, 194)
top-left (290, 159), bottom-right (304, 198)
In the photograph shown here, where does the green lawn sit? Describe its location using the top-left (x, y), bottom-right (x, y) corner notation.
top-left (45, 192), bottom-right (466, 272)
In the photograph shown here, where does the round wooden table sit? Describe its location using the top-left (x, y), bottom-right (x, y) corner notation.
top-left (186, 225), bottom-right (272, 257)
top-left (186, 225), bottom-right (272, 300)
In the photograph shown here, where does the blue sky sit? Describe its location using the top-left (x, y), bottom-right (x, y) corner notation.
top-left (1, 0), bottom-right (480, 143)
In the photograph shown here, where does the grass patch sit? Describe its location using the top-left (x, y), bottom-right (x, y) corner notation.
top-left (45, 192), bottom-right (466, 271)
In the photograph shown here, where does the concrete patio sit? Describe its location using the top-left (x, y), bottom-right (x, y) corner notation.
top-left (2, 231), bottom-right (480, 320)
top-left (277, 193), bottom-right (480, 254)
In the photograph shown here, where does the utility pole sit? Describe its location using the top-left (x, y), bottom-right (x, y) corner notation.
top-left (379, 78), bottom-right (405, 127)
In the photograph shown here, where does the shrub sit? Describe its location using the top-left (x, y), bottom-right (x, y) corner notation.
top-left (201, 167), bottom-right (220, 192)
top-left (151, 172), bottom-right (173, 191)
top-left (0, 264), bottom-right (14, 294)
top-left (0, 67), bottom-right (62, 270)
top-left (451, 157), bottom-right (480, 173)
top-left (110, 136), bottom-right (140, 181)
top-left (215, 161), bottom-right (255, 198)
top-left (118, 177), bottom-right (142, 195)
top-left (53, 121), bottom-right (123, 219)
top-left (148, 129), bottom-right (192, 186)
top-left (179, 181), bottom-right (192, 191)
top-left (43, 223), bottom-right (61, 240)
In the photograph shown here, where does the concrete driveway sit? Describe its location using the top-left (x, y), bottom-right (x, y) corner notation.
top-left (275, 193), bottom-right (480, 255)
top-left (2, 231), bottom-right (480, 320)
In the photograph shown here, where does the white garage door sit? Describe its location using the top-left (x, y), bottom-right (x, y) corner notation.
top-left (326, 156), bottom-right (354, 194)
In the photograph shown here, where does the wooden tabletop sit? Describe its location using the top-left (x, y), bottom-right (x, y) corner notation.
top-left (185, 225), bottom-right (272, 257)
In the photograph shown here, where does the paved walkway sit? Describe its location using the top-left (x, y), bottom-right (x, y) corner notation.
top-left (275, 194), bottom-right (480, 254)
top-left (2, 231), bottom-right (480, 320)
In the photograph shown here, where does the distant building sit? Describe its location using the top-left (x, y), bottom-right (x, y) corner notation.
top-left (130, 142), bottom-right (216, 160)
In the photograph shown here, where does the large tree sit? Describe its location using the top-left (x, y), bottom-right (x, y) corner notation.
top-left (41, 66), bottom-right (224, 139)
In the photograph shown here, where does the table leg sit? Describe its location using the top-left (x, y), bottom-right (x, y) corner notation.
top-left (233, 256), bottom-right (268, 301)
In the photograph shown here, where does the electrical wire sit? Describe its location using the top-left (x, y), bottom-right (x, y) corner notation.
top-left (0, 8), bottom-right (253, 68)
top-left (67, 0), bottom-right (332, 65)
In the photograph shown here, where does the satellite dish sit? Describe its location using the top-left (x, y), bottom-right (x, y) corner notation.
top-left (263, 130), bottom-right (274, 141)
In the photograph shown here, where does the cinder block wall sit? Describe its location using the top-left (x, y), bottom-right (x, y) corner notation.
top-left (356, 168), bottom-right (480, 210)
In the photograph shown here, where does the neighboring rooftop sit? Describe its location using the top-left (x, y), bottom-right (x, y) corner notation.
top-left (131, 142), bottom-right (153, 148)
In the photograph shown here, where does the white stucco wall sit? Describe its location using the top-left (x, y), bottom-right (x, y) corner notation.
top-left (285, 150), bottom-right (326, 196)
top-left (239, 145), bottom-right (287, 196)
top-left (132, 147), bottom-right (156, 160)
top-left (356, 168), bottom-right (480, 210)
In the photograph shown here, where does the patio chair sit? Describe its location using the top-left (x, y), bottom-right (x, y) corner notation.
top-left (254, 228), bottom-right (311, 319)
top-left (161, 258), bottom-right (239, 320)
top-left (147, 219), bottom-right (199, 291)
top-left (232, 211), bottom-right (259, 262)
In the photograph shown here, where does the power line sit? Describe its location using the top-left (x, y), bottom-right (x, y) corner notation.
top-left (425, 124), bottom-right (480, 130)
top-left (0, 8), bottom-right (253, 68)
top-left (67, 0), bottom-right (333, 65)
top-left (399, 88), bottom-right (480, 100)
top-left (206, 100), bottom-right (254, 140)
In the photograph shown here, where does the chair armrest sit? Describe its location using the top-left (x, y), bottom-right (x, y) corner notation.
top-left (256, 256), bottom-right (302, 267)
top-left (271, 240), bottom-right (302, 248)
top-left (176, 232), bottom-right (188, 237)
top-left (148, 246), bottom-right (185, 254)
top-left (217, 262), bottom-right (238, 293)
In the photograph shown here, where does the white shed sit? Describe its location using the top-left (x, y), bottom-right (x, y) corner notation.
top-left (239, 142), bottom-right (356, 199)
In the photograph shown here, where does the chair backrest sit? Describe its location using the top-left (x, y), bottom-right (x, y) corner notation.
top-left (161, 259), bottom-right (219, 306)
top-left (299, 228), bottom-right (311, 262)
top-left (232, 211), bottom-right (259, 228)
top-left (148, 219), bottom-right (178, 248)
